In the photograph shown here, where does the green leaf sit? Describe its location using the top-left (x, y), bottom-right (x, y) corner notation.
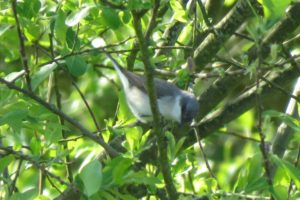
top-left (0, 24), bottom-right (11, 37)
top-left (101, 8), bottom-right (122, 29)
top-left (272, 184), bottom-right (288, 200)
top-left (124, 171), bottom-right (161, 186)
top-left (234, 154), bottom-right (268, 193)
top-left (10, 188), bottom-right (37, 200)
top-left (112, 157), bottom-right (132, 184)
top-left (17, 0), bottom-right (41, 19)
top-left (165, 131), bottom-right (176, 160)
top-left (31, 63), bottom-right (57, 91)
top-left (24, 21), bottom-right (40, 42)
top-left (0, 109), bottom-right (28, 132)
top-left (44, 123), bottom-right (63, 144)
top-left (170, 0), bottom-right (188, 23)
top-left (125, 127), bottom-right (142, 151)
top-left (262, 0), bottom-right (291, 20)
top-left (272, 155), bottom-right (300, 189)
top-left (117, 90), bottom-right (135, 123)
top-left (263, 110), bottom-right (300, 132)
top-left (174, 137), bottom-right (186, 156)
top-left (0, 155), bottom-right (14, 173)
top-left (66, 28), bottom-right (80, 50)
top-left (4, 70), bottom-right (25, 82)
top-left (65, 55), bottom-right (87, 77)
top-left (79, 160), bottom-right (102, 197)
top-left (30, 137), bottom-right (41, 156)
top-left (121, 11), bottom-right (131, 24)
top-left (101, 156), bottom-right (132, 186)
top-left (65, 6), bottom-right (91, 27)
top-left (54, 10), bottom-right (68, 42)
top-left (127, 0), bottom-right (152, 10)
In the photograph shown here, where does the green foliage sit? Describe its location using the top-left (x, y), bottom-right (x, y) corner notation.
top-left (101, 7), bottom-right (122, 30)
top-left (0, 0), bottom-right (299, 199)
top-left (262, 0), bottom-right (292, 21)
top-left (170, 0), bottom-right (188, 23)
top-left (79, 160), bottom-right (102, 197)
top-left (66, 55), bottom-right (88, 77)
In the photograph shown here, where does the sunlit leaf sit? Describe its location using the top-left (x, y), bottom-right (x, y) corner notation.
top-left (170, 0), bottom-right (188, 23)
top-left (79, 160), bottom-right (102, 197)
top-left (66, 28), bottom-right (80, 50)
top-left (31, 63), bottom-right (57, 91)
top-left (121, 10), bottom-right (131, 24)
top-left (124, 171), bottom-right (161, 186)
top-left (125, 126), bottom-right (142, 151)
top-left (0, 155), bottom-right (14, 173)
top-left (65, 6), bottom-right (91, 27)
top-left (101, 8), bottom-right (122, 29)
top-left (262, 0), bottom-right (292, 21)
top-left (272, 155), bottom-right (300, 189)
top-left (54, 10), bottom-right (68, 42)
top-left (17, 0), bottom-right (41, 19)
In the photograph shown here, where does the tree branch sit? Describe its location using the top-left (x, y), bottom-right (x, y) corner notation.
top-left (272, 77), bottom-right (300, 158)
top-left (11, 0), bottom-right (32, 91)
top-left (194, 0), bottom-right (262, 69)
top-left (132, 6), bottom-right (178, 199)
top-left (196, 2), bottom-right (300, 120)
top-left (0, 78), bottom-right (120, 158)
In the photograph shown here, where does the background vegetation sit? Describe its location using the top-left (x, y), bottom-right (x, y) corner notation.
top-left (0, 0), bottom-right (300, 199)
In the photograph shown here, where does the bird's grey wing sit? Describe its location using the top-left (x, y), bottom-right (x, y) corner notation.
top-left (123, 70), bottom-right (181, 98)
top-left (154, 78), bottom-right (181, 98)
top-left (122, 70), bottom-right (147, 92)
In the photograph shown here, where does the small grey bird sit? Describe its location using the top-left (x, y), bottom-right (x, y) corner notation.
top-left (106, 53), bottom-right (199, 124)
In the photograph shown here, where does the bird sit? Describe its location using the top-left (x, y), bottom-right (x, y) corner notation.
top-left (106, 53), bottom-right (199, 124)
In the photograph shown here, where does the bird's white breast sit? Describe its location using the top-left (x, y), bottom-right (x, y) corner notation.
top-left (116, 68), bottom-right (182, 123)
top-left (157, 95), bottom-right (181, 122)
top-left (125, 86), bottom-right (181, 123)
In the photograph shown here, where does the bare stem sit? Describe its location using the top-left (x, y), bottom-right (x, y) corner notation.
top-left (132, 4), bottom-right (178, 199)
top-left (11, 0), bottom-right (32, 91)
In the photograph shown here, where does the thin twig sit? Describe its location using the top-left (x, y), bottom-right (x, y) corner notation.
top-left (46, 174), bottom-right (63, 194)
top-left (260, 76), bottom-right (300, 103)
top-left (193, 128), bottom-right (220, 189)
top-left (71, 80), bottom-right (102, 135)
top-left (8, 159), bottom-right (23, 196)
top-left (214, 191), bottom-right (271, 200)
top-left (0, 146), bottom-right (69, 186)
top-left (234, 32), bottom-right (255, 42)
top-left (37, 45), bottom-right (190, 69)
top-left (196, 0), bottom-right (212, 27)
top-left (59, 136), bottom-right (83, 143)
top-left (218, 130), bottom-right (260, 143)
top-left (144, 0), bottom-right (160, 40)
top-left (49, 31), bottom-right (74, 183)
top-left (256, 41), bottom-right (274, 199)
top-left (11, 0), bottom-right (32, 91)
top-left (0, 77), bottom-right (120, 157)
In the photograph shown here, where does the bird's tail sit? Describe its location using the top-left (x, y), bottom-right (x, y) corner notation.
top-left (105, 53), bottom-right (124, 73)
top-left (105, 53), bottom-right (129, 89)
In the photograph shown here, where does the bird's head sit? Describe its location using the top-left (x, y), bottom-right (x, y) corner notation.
top-left (180, 92), bottom-right (199, 123)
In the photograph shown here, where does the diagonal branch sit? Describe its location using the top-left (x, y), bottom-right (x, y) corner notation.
top-left (194, 0), bottom-right (262, 69)
top-left (0, 77), bottom-right (120, 158)
top-left (0, 146), bottom-right (69, 186)
top-left (196, 2), bottom-right (300, 120)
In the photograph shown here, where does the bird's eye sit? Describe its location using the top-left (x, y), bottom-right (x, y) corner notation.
top-left (181, 104), bottom-right (186, 115)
